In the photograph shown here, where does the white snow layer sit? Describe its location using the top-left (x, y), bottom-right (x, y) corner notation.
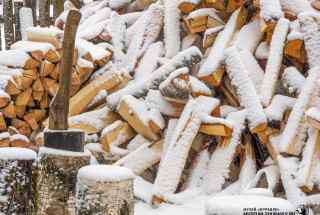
top-left (259, 18), bottom-right (290, 107)
top-left (223, 47), bottom-right (267, 131)
top-left (77, 165), bottom-right (135, 182)
top-left (199, 7), bottom-right (243, 77)
top-left (163, 0), bottom-right (181, 58)
top-left (279, 67), bottom-right (320, 153)
top-left (0, 148), bottom-right (37, 160)
top-left (282, 67), bottom-right (305, 95)
top-left (19, 7), bottom-right (34, 40)
top-left (259, 0), bottom-right (284, 23)
top-left (152, 100), bottom-right (201, 198)
top-left (234, 18), bottom-right (263, 53)
top-left (264, 95), bottom-right (297, 121)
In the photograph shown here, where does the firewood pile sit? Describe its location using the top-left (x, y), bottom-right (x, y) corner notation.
top-left (1, 0), bottom-right (320, 207)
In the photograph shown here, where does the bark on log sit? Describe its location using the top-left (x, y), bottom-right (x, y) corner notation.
top-left (76, 165), bottom-right (135, 215)
top-left (37, 152), bottom-right (90, 215)
top-left (0, 148), bottom-right (37, 215)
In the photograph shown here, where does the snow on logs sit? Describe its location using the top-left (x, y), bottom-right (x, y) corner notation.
top-left (107, 46), bottom-right (202, 111)
top-left (279, 67), bottom-right (320, 156)
top-left (198, 7), bottom-right (247, 86)
top-left (76, 165), bottom-right (135, 215)
top-left (223, 47), bottom-right (267, 133)
top-left (259, 18), bottom-right (290, 107)
top-left (152, 100), bottom-right (202, 201)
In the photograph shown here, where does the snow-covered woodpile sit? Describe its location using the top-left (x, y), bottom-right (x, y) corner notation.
top-left (0, 0), bottom-right (320, 211)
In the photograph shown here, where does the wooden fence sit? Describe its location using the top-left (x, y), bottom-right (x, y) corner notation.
top-left (0, 0), bottom-right (66, 50)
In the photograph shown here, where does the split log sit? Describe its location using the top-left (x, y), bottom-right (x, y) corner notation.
top-left (220, 74), bottom-right (240, 107)
top-left (11, 118), bottom-right (27, 129)
top-left (40, 92), bottom-right (51, 109)
top-left (27, 27), bottom-right (63, 49)
top-left (198, 7), bottom-right (247, 86)
top-left (0, 113), bottom-right (7, 130)
top-left (118, 95), bottom-right (159, 142)
top-left (23, 112), bottom-right (38, 130)
top-left (2, 102), bottom-right (16, 118)
top-left (183, 8), bottom-right (224, 34)
top-left (224, 47), bottom-right (267, 133)
top-left (66, 107), bottom-right (122, 134)
top-left (69, 67), bottom-right (121, 116)
top-left (0, 76), bottom-right (21, 95)
top-left (145, 90), bottom-right (186, 119)
top-left (49, 63), bottom-right (61, 80)
top-left (178, 0), bottom-right (202, 14)
top-left (8, 126), bottom-right (19, 135)
top-left (107, 47), bottom-right (202, 111)
top-left (284, 40), bottom-right (304, 59)
top-left (39, 61), bottom-right (55, 77)
top-left (0, 132), bottom-right (10, 147)
top-left (70, 73), bottom-right (81, 96)
top-left (9, 134), bottom-right (29, 147)
top-left (75, 58), bottom-right (94, 83)
top-left (190, 76), bottom-right (213, 98)
top-left (40, 77), bottom-right (56, 91)
top-left (152, 101), bottom-right (201, 201)
top-left (15, 105), bottom-right (26, 118)
top-left (101, 121), bottom-right (136, 152)
top-left (22, 68), bottom-right (38, 80)
top-left (122, 4), bottom-right (163, 74)
top-left (306, 107), bottom-right (320, 130)
top-left (203, 26), bottom-right (224, 49)
top-left (205, 0), bottom-right (225, 10)
top-left (299, 12), bottom-right (320, 69)
top-left (148, 109), bottom-right (165, 135)
top-left (43, 49), bottom-right (60, 63)
top-left (12, 76), bottom-right (33, 90)
top-left (0, 90), bottom-right (10, 108)
top-left (199, 114), bottom-right (233, 136)
top-left (299, 128), bottom-right (320, 192)
top-left (12, 87), bottom-right (32, 106)
top-left (259, 18), bottom-right (290, 107)
top-left (115, 139), bottom-right (164, 175)
top-left (76, 39), bottom-right (112, 67)
top-left (279, 68), bottom-right (319, 156)
top-left (312, 0), bottom-right (320, 10)
top-left (17, 124), bottom-right (31, 138)
top-left (26, 96), bottom-right (35, 107)
top-left (234, 18), bottom-right (263, 53)
top-left (0, 50), bottom-right (40, 69)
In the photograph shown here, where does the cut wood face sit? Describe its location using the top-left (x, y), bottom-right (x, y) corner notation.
top-left (118, 100), bottom-right (159, 142)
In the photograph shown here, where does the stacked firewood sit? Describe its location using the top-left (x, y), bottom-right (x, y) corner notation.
top-left (0, 22), bottom-right (113, 147)
top-left (1, 0), bottom-right (320, 209)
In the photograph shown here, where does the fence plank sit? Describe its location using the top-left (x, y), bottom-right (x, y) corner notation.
top-left (3, 0), bottom-right (14, 49)
top-left (24, 0), bottom-right (37, 27)
top-left (14, 1), bottom-right (23, 42)
top-left (53, 0), bottom-right (64, 23)
top-left (39, 0), bottom-right (50, 27)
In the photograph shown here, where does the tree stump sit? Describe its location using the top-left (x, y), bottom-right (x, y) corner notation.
top-left (76, 165), bottom-right (135, 215)
top-left (0, 148), bottom-right (37, 214)
top-left (37, 147), bottom-right (91, 215)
